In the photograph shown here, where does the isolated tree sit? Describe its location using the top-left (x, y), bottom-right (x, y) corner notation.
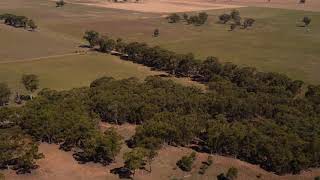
top-left (83, 30), bottom-right (100, 48)
top-left (302, 16), bottom-right (311, 27)
top-left (27, 19), bottom-right (37, 31)
top-left (153, 29), bottom-right (159, 37)
top-left (21, 74), bottom-right (39, 93)
top-left (0, 83), bottom-right (11, 106)
top-left (226, 167), bottom-right (238, 180)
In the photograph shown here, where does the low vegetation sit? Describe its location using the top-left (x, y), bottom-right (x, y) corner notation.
top-left (198, 155), bottom-right (213, 175)
top-left (176, 152), bottom-right (196, 172)
top-left (0, 14), bottom-right (37, 31)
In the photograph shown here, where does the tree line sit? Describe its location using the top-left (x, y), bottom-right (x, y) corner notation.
top-left (82, 31), bottom-right (320, 174)
top-left (0, 14), bottom-right (37, 31)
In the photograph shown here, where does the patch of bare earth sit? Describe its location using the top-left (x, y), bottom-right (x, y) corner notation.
top-left (208, 0), bottom-right (320, 12)
top-left (2, 123), bottom-right (320, 180)
top-left (66, 0), bottom-right (245, 13)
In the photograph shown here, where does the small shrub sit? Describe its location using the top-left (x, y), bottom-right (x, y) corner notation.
top-left (176, 152), bottom-right (196, 172)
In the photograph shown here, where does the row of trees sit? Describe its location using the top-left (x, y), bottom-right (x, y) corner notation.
top-left (0, 14), bottom-right (37, 31)
top-left (84, 31), bottom-right (304, 98)
top-left (167, 12), bottom-right (208, 25)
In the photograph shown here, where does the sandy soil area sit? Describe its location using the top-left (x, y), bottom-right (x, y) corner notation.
top-left (211, 0), bottom-right (320, 12)
top-left (68, 0), bottom-right (246, 13)
top-left (67, 0), bottom-right (320, 13)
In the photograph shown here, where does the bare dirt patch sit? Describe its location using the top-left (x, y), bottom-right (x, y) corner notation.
top-left (209, 0), bottom-right (320, 12)
top-left (66, 0), bottom-right (245, 13)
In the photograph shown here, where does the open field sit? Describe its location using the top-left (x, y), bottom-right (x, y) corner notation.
top-left (2, 123), bottom-right (320, 180)
top-left (69, 0), bottom-right (320, 13)
top-left (69, 0), bottom-right (245, 13)
top-left (0, 0), bottom-right (320, 89)
top-left (0, 53), bottom-right (204, 94)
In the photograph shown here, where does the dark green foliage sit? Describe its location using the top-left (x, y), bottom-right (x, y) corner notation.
top-left (167, 13), bottom-right (181, 23)
top-left (0, 83), bottom-right (11, 106)
top-left (124, 147), bottom-right (147, 176)
top-left (98, 36), bottom-right (116, 52)
top-left (0, 108), bottom-right (43, 174)
top-left (315, 176), bottom-right (320, 180)
top-left (0, 14), bottom-right (37, 30)
top-left (83, 30), bottom-right (100, 48)
top-left (82, 33), bottom-right (320, 174)
top-left (19, 88), bottom-right (122, 165)
top-left (176, 152), bottom-right (196, 172)
top-left (21, 74), bottom-right (39, 93)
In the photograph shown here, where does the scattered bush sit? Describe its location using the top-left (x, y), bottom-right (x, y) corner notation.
top-left (176, 152), bottom-right (196, 171)
top-left (0, 14), bottom-right (37, 31)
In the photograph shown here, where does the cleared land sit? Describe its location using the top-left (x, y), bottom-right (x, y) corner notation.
top-left (69, 0), bottom-right (245, 13)
top-left (2, 123), bottom-right (320, 180)
top-left (0, 0), bottom-right (320, 91)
